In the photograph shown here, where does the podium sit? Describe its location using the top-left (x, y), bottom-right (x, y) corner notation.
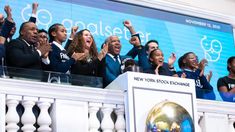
top-left (106, 72), bottom-right (198, 132)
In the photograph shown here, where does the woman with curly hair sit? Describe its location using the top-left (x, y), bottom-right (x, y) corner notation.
top-left (67, 29), bottom-right (108, 86)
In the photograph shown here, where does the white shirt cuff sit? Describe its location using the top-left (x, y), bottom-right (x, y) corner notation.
top-left (36, 49), bottom-right (41, 56)
top-left (42, 57), bottom-right (50, 65)
top-left (31, 14), bottom-right (37, 18)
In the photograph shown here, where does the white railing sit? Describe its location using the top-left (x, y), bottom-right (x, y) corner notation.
top-left (0, 78), bottom-right (235, 132)
top-left (0, 78), bottom-right (124, 132)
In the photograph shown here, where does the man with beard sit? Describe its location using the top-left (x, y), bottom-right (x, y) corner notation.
top-left (5, 21), bottom-right (51, 79)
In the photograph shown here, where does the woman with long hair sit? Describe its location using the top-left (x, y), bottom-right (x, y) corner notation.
top-left (67, 29), bottom-right (108, 86)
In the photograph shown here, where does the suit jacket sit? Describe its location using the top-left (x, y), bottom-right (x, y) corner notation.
top-left (5, 38), bottom-right (42, 79)
top-left (104, 54), bottom-right (130, 87)
top-left (0, 45), bottom-right (5, 75)
top-left (0, 45), bottom-right (5, 61)
top-left (29, 16), bottom-right (36, 23)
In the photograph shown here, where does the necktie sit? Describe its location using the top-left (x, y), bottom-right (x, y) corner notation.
top-left (114, 55), bottom-right (120, 64)
top-left (114, 55), bottom-right (121, 74)
top-left (30, 45), bottom-right (35, 52)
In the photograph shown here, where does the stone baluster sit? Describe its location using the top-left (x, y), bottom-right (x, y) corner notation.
top-left (101, 104), bottom-right (115, 132)
top-left (5, 95), bottom-right (21, 132)
top-left (228, 115), bottom-right (235, 132)
top-left (0, 94), bottom-right (6, 132)
top-left (197, 112), bottom-right (204, 132)
top-left (114, 104), bottom-right (125, 132)
top-left (88, 102), bottom-right (102, 132)
top-left (21, 96), bottom-right (38, 132)
top-left (37, 98), bottom-right (53, 132)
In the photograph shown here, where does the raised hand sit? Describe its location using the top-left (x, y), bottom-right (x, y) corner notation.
top-left (70, 26), bottom-right (79, 39)
top-left (198, 59), bottom-right (208, 76)
top-left (0, 13), bottom-right (4, 24)
top-left (129, 36), bottom-right (141, 47)
top-left (72, 52), bottom-right (87, 61)
top-left (206, 71), bottom-right (212, 82)
top-left (198, 59), bottom-right (208, 70)
top-left (32, 3), bottom-right (39, 15)
top-left (0, 36), bottom-right (6, 44)
top-left (123, 20), bottom-right (132, 29)
top-left (37, 42), bottom-right (52, 58)
top-left (181, 72), bottom-right (187, 78)
top-left (98, 43), bottom-right (108, 60)
top-left (4, 5), bottom-right (13, 22)
top-left (154, 65), bottom-right (161, 75)
top-left (168, 53), bottom-right (176, 68)
top-left (123, 20), bottom-right (136, 35)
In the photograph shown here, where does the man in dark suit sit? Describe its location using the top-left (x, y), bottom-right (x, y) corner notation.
top-left (5, 21), bottom-right (51, 79)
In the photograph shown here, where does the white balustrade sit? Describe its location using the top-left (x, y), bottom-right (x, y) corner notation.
top-left (0, 94), bottom-right (6, 132)
top-left (5, 95), bottom-right (21, 132)
top-left (21, 97), bottom-right (38, 132)
top-left (88, 102), bottom-right (102, 132)
top-left (114, 104), bottom-right (125, 132)
top-left (37, 98), bottom-right (53, 132)
top-left (1, 78), bottom-right (235, 132)
top-left (228, 115), bottom-right (235, 132)
top-left (101, 104), bottom-right (115, 132)
top-left (197, 112), bottom-right (203, 132)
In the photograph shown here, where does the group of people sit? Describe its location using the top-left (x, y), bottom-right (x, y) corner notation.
top-left (0, 3), bottom-right (234, 102)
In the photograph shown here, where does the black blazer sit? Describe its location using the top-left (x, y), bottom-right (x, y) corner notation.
top-left (5, 38), bottom-right (42, 79)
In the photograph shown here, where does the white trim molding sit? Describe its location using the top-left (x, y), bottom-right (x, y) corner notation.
top-left (0, 78), bottom-right (124, 105)
top-left (115, 0), bottom-right (235, 27)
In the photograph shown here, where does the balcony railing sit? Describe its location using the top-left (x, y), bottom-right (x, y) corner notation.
top-left (0, 74), bottom-right (235, 132)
